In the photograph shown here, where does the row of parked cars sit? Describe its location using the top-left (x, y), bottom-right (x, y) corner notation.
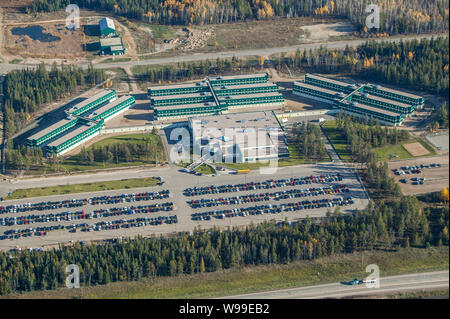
top-left (191, 197), bottom-right (354, 221)
top-left (187, 185), bottom-right (349, 209)
top-left (0, 190), bottom-right (171, 214)
top-left (1, 199), bottom-right (86, 214)
top-left (0, 214), bottom-right (179, 240)
top-left (0, 202), bottom-right (175, 226)
top-left (400, 177), bottom-right (426, 185)
top-left (1, 224), bottom-right (65, 240)
top-left (394, 163), bottom-right (441, 175)
top-left (91, 203), bottom-right (174, 218)
top-left (0, 210), bottom-right (90, 226)
top-left (89, 190), bottom-right (170, 205)
top-left (80, 215), bottom-right (178, 233)
top-left (184, 174), bottom-right (343, 197)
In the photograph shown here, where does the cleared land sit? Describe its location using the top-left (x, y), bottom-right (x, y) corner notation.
top-left (2, 247), bottom-right (447, 299)
top-left (374, 138), bottom-right (436, 161)
top-left (21, 133), bottom-right (165, 176)
top-left (389, 155), bottom-right (449, 195)
top-left (4, 177), bottom-right (159, 200)
top-left (403, 142), bottom-right (431, 157)
top-left (321, 120), bottom-right (437, 162)
top-left (5, 23), bottom-right (83, 59)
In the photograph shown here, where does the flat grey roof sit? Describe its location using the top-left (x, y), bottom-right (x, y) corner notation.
top-left (189, 111), bottom-right (287, 151)
top-left (151, 92), bottom-right (213, 101)
top-left (354, 92), bottom-right (412, 109)
top-left (189, 111), bottom-right (280, 130)
top-left (218, 92), bottom-right (283, 101)
top-left (214, 82), bottom-right (277, 91)
top-left (47, 123), bottom-right (97, 147)
top-left (340, 100), bottom-right (400, 117)
top-left (209, 73), bottom-right (267, 82)
top-left (154, 102), bottom-right (218, 111)
top-left (294, 81), bottom-right (343, 96)
top-left (110, 45), bottom-right (124, 51)
top-left (148, 82), bottom-right (208, 91)
top-left (366, 84), bottom-right (423, 99)
top-left (84, 95), bottom-right (133, 119)
top-left (68, 90), bottom-right (114, 113)
top-left (28, 118), bottom-right (75, 141)
top-left (306, 73), bottom-right (355, 88)
top-left (100, 37), bottom-right (122, 47)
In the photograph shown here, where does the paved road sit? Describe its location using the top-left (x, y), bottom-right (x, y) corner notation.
top-left (0, 34), bottom-right (445, 75)
top-left (221, 271), bottom-right (449, 299)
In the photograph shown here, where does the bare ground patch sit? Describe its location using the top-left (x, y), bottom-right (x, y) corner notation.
top-left (403, 142), bottom-right (430, 156)
top-left (5, 23), bottom-right (83, 59)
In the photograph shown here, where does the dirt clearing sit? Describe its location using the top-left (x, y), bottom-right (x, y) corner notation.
top-left (389, 155), bottom-right (449, 195)
top-left (300, 22), bottom-right (357, 42)
top-left (5, 22), bottom-right (83, 58)
top-left (403, 142), bottom-right (430, 156)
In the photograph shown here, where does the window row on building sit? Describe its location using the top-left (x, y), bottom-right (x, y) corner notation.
top-left (150, 74), bottom-right (284, 120)
top-left (25, 90), bottom-right (135, 156)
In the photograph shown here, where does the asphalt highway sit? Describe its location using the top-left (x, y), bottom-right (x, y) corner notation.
top-left (0, 34), bottom-right (445, 75)
top-left (220, 271), bottom-right (449, 299)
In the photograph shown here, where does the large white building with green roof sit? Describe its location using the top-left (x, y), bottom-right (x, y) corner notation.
top-left (292, 73), bottom-right (424, 126)
top-left (26, 90), bottom-right (135, 156)
top-left (148, 73), bottom-right (284, 120)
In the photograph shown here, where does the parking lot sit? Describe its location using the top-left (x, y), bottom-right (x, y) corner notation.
top-left (389, 155), bottom-right (449, 195)
top-left (0, 162), bottom-right (369, 251)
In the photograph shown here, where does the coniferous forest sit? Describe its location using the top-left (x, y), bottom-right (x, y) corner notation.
top-left (0, 195), bottom-right (448, 295)
top-left (2, 63), bottom-right (105, 139)
top-left (27, 0), bottom-right (448, 35)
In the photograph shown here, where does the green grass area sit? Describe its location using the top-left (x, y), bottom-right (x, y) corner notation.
top-left (321, 120), bottom-right (437, 162)
top-left (137, 23), bottom-right (177, 40)
top-left (374, 138), bottom-right (437, 161)
top-left (100, 57), bottom-right (131, 63)
top-left (321, 120), bottom-right (352, 161)
top-left (9, 59), bottom-right (22, 64)
top-left (102, 68), bottom-right (127, 76)
top-left (194, 163), bottom-right (216, 175)
top-left (4, 247), bottom-right (447, 299)
top-left (25, 133), bottom-right (165, 176)
top-left (4, 177), bottom-right (159, 200)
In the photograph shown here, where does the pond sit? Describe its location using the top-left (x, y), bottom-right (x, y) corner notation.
top-left (11, 25), bottom-right (61, 42)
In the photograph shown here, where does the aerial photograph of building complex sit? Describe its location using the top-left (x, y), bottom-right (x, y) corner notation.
top-left (0, 0), bottom-right (448, 309)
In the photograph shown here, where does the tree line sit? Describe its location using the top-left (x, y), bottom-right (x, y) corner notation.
top-left (283, 37), bottom-right (449, 98)
top-left (27, 0), bottom-right (448, 35)
top-left (77, 133), bottom-right (163, 165)
top-left (0, 193), bottom-right (447, 295)
top-left (291, 121), bottom-right (328, 161)
top-left (136, 56), bottom-right (248, 83)
top-left (2, 63), bottom-right (106, 139)
top-left (334, 112), bottom-right (406, 197)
